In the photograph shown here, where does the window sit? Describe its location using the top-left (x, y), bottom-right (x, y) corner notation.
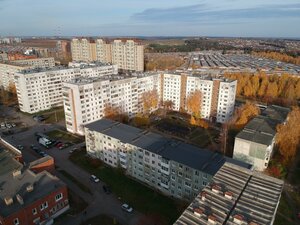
top-left (55, 193), bottom-right (63, 202)
top-left (32, 208), bottom-right (37, 215)
top-left (14, 218), bottom-right (19, 225)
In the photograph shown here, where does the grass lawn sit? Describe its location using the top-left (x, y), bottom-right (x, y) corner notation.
top-left (81, 215), bottom-right (122, 225)
top-left (46, 129), bottom-right (83, 143)
top-left (188, 127), bottom-right (219, 148)
top-left (274, 192), bottom-right (296, 225)
top-left (58, 169), bottom-right (92, 194)
top-left (70, 151), bottom-right (186, 225)
top-left (44, 109), bottom-right (65, 123)
top-left (68, 189), bottom-right (89, 215)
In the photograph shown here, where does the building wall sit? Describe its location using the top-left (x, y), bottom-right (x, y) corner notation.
top-left (1, 186), bottom-right (69, 225)
top-left (85, 127), bottom-right (213, 201)
top-left (0, 63), bottom-right (27, 90)
top-left (71, 38), bottom-right (144, 72)
top-left (233, 137), bottom-right (273, 171)
top-left (29, 157), bottom-right (55, 174)
top-left (14, 64), bottom-right (118, 114)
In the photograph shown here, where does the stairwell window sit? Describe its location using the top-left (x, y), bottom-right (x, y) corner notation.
top-left (55, 193), bottom-right (63, 202)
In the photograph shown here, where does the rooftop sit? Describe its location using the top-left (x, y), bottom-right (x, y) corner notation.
top-left (236, 105), bottom-right (290, 146)
top-left (0, 169), bottom-right (66, 217)
top-left (85, 119), bottom-right (251, 175)
top-left (174, 162), bottom-right (283, 225)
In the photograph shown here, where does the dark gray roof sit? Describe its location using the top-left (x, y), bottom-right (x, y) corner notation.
top-left (0, 148), bottom-right (22, 176)
top-left (236, 105), bottom-right (290, 146)
top-left (0, 169), bottom-right (66, 217)
top-left (86, 119), bottom-right (251, 175)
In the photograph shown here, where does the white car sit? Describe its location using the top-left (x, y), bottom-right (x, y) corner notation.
top-left (90, 175), bottom-right (100, 183)
top-left (121, 203), bottom-right (133, 213)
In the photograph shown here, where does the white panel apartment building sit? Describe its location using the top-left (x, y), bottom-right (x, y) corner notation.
top-left (14, 63), bottom-right (118, 113)
top-left (0, 58), bottom-right (55, 90)
top-left (63, 73), bottom-right (161, 135)
top-left (63, 73), bottom-right (237, 135)
top-left (84, 119), bottom-right (250, 201)
top-left (71, 38), bottom-right (144, 71)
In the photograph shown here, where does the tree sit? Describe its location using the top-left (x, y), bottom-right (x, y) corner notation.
top-left (133, 113), bottom-right (150, 127)
top-left (104, 103), bottom-right (120, 120)
top-left (163, 100), bottom-right (174, 111)
top-left (186, 90), bottom-right (202, 117)
top-left (136, 214), bottom-right (167, 225)
top-left (234, 102), bottom-right (260, 129)
top-left (141, 90), bottom-right (159, 113)
top-left (276, 107), bottom-right (300, 164)
top-left (265, 82), bottom-right (278, 99)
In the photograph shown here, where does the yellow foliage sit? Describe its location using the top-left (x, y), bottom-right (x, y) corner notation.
top-left (186, 90), bottom-right (202, 117)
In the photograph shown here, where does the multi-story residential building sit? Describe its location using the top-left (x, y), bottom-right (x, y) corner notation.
top-left (174, 162), bottom-right (283, 225)
top-left (63, 73), bottom-right (236, 135)
top-left (84, 119), bottom-right (250, 201)
top-left (111, 39), bottom-right (144, 72)
top-left (63, 73), bottom-right (160, 135)
top-left (0, 148), bottom-right (69, 225)
top-left (9, 57), bottom-right (55, 68)
top-left (233, 105), bottom-right (290, 171)
top-left (14, 62), bottom-right (118, 113)
top-left (0, 58), bottom-right (55, 90)
top-left (71, 38), bottom-right (144, 71)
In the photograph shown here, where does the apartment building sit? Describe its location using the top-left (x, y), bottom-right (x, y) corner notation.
top-left (0, 58), bottom-right (55, 90)
top-left (0, 148), bottom-right (69, 225)
top-left (63, 73), bottom-right (236, 135)
top-left (63, 73), bottom-right (160, 135)
top-left (71, 38), bottom-right (144, 71)
top-left (14, 62), bottom-right (118, 113)
top-left (84, 119), bottom-right (250, 201)
top-left (174, 162), bottom-right (283, 225)
top-left (233, 105), bottom-right (290, 171)
top-left (9, 57), bottom-right (55, 68)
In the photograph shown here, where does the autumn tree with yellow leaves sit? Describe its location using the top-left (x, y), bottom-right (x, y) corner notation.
top-left (186, 90), bottom-right (202, 117)
top-left (141, 90), bottom-right (159, 114)
top-left (276, 107), bottom-right (300, 164)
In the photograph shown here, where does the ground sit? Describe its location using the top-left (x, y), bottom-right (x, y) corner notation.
top-left (46, 129), bottom-right (83, 143)
top-left (70, 149), bottom-right (186, 225)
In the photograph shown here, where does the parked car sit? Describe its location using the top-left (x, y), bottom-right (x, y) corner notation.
top-left (121, 203), bottom-right (133, 213)
top-left (90, 175), bottom-right (100, 183)
top-left (39, 151), bottom-right (48, 157)
top-left (103, 185), bottom-right (111, 194)
top-left (11, 123), bottom-right (16, 127)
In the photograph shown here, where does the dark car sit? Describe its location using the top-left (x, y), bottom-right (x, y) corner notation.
top-left (103, 185), bottom-right (111, 194)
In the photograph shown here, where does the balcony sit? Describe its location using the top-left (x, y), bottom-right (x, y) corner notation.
top-left (119, 151), bottom-right (127, 157)
top-left (160, 182), bottom-right (169, 189)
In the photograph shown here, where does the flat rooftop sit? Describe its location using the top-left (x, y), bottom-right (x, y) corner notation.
top-left (236, 105), bottom-right (290, 146)
top-left (174, 162), bottom-right (283, 225)
top-left (85, 119), bottom-right (251, 175)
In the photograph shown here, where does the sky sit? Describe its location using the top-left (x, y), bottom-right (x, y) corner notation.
top-left (0, 0), bottom-right (300, 37)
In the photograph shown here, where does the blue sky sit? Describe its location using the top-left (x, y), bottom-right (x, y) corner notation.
top-left (0, 0), bottom-right (299, 37)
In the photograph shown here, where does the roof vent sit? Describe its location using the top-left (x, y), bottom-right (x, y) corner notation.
top-left (212, 184), bottom-right (221, 194)
top-left (4, 197), bottom-right (13, 205)
top-left (248, 222), bottom-right (260, 225)
top-left (225, 191), bottom-right (233, 200)
top-left (26, 185), bottom-right (34, 192)
top-left (201, 191), bottom-right (207, 201)
top-left (193, 207), bottom-right (204, 217)
top-left (233, 214), bottom-right (245, 225)
top-left (208, 215), bottom-right (217, 224)
top-left (12, 169), bottom-right (21, 178)
top-left (16, 194), bottom-right (24, 205)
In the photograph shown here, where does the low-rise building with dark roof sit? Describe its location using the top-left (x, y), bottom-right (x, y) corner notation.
top-left (174, 162), bottom-right (283, 225)
top-left (0, 148), bottom-right (69, 225)
top-left (233, 105), bottom-right (290, 171)
top-left (85, 118), bottom-right (251, 201)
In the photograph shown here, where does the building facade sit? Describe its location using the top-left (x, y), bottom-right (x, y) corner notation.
top-left (14, 62), bottom-right (118, 113)
top-left (233, 105), bottom-right (290, 171)
top-left (84, 119), bottom-right (250, 201)
top-left (0, 58), bottom-right (55, 90)
top-left (71, 38), bottom-right (144, 71)
top-left (0, 148), bottom-right (69, 225)
top-left (63, 73), bottom-right (236, 135)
